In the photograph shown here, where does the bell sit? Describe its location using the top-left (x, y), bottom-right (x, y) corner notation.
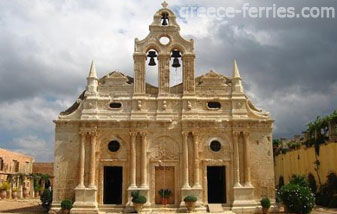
top-left (162, 18), bottom-right (168, 26)
top-left (147, 51), bottom-right (157, 66)
top-left (171, 50), bottom-right (181, 58)
top-left (172, 58), bottom-right (181, 68)
top-left (161, 13), bottom-right (169, 26)
top-left (148, 57), bottom-right (156, 66)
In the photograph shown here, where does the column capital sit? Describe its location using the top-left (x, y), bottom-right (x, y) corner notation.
top-left (140, 131), bottom-right (147, 137)
top-left (243, 131), bottom-right (250, 137)
top-left (182, 131), bottom-right (189, 137)
top-left (192, 131), bottom-right (200, 137)
top-left (233, 131), bottom-right (240, 137)
top-left (130, 131), bottom-right (138, 137)
top-left (79, 130), bottom-right (88, 136)
top-left (88, 130), bottom-right (97, 137)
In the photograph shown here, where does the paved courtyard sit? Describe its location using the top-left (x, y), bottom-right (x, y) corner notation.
top-left (0, 200), bottom-right (46, 214)
top-left (0, 200), bottom-right (336, 214)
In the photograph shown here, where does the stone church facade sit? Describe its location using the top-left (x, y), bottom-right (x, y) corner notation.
top-left (52, 2), bottom-right (275, 213)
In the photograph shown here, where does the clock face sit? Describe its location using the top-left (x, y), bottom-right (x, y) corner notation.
top-left (108, 140), bottom-right (120, 152)
top-left (210, 140), bottom-right (221, 152)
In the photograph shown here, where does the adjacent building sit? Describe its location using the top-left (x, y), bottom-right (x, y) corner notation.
top-left (52, 2), bottom-right (275, 213)
top-left (0, 148), bottom-right (34, 197)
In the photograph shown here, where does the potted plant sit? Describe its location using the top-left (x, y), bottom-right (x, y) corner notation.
top-left (184, 195), bottom-right (197, 212)
top-left (0, 182), bottom-right (10, 199)
top-left (131, 191), bottom-right (147, 213)
top-left (60, 199), bottom-right (72, 214)
top-left (23, 186), bottom-right (29, 198)
top-left (260, 197), bottom-right (271, 214)
top-left (158, 189), bottom-right (172, 205)
top-left (12, 187), bottom-right (18, 199)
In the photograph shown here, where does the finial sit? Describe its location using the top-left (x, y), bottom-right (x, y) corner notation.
top-left (88, 60), bottom-right (97, 79)
top-left (232, 59), bottom-right (241, 78)
top-left (162, 1), bottom-right (168, 8)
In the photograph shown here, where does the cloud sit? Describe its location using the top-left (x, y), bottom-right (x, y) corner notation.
top-left (0, 0), bottom-right (336, 161)
top-left (12, 135), bottom-right (53, 162)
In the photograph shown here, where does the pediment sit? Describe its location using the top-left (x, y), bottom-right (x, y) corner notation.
top-left (99, 71), bottom-right (133, 86)
top-left (197, 70), bottom-right (229, 86)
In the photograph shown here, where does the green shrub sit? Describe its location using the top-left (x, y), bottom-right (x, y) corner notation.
top-left (0, 182), bottom-right (10, 191)
top-left (316, 173), bottom-right (337, 207)
top-left (61, 200), bottom-right (72, 210)
top-left (260, 197), bottom-right (271, 209)
top-left (279, 183), bottom-right (315, 214)
top-left (131, 191), bottom-right (147, 203)
top-left (328, 195), bottom-right (337, 208)
top-left (290, 175), bottom-right (309, 187)
top-left (41, 189), bottom-right (52, 211)
top-left (184, 195), bottom-right (197, 202)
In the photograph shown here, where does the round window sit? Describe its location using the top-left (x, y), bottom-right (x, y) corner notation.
top-left (210, 140), bottom-right (221, 152)
top-left (108, 140), bottom-right (120, 152)
top-left (159, 36), bottom-right (170, 45)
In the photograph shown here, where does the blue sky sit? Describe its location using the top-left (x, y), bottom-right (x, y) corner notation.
top-left (0, 0), bottom-right (336, 161)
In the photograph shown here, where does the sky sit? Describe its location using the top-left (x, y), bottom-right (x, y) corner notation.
top-left (0, 0), bottom-right (336, 162)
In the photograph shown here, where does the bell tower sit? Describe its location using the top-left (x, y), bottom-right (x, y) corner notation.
top-left (133, 1), bottom-right (195, 96)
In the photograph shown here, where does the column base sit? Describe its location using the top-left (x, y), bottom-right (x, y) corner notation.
top-left (232, 185), bottom-right (256, 208)
top-left (73, 187), bottom-right (98, 211)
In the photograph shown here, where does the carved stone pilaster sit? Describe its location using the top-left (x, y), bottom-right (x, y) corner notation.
top-left (133, 53), bottom-right (146, 95)
top-left (192, 132), bottom-right (201, 189)
top-left (129, 132), bottom-right (137, 189)
top-left (243, 132), bottom-right (252, 187)
top-left (182, 54), bottom-right (195, 95)
top-left (77, 131), bottom-right (87, 189)
top-left (88, 130), bottom-right (98, 188)
top-left (182, 131), bottom-right (190, 189)
top-left (140, 131), bottom-right (148, 188)
top-left (158, 54), bottom-right (170, 95)
top-left (233, 131), bottom-right (241, 187)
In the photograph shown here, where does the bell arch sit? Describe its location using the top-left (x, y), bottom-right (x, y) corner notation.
top-left (133, 3), bottom-right (195, 96)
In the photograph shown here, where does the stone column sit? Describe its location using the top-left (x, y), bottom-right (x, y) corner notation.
top-left (233, 131), bottom-right (241, 187)
top-left (182, 132), bottom-right (190, 189)
top-left (129, 132), bottom-right (137, 188)
top-left (77, 131), bottom-right (86, 188)
top-left (140, 132), bottom-right (148, 188)
top-left (133, 53), bottom-right (146, 95)
top-left (192, 133), bottom-right (201, 188)
top-left (158, 54), bottom-right (170, 95)
top-left (89, 130), bottom-right (97, 188)
top-left (243, 132), bottom-right (252, 187)
top-left (182, 54), bottom-right (195, 95)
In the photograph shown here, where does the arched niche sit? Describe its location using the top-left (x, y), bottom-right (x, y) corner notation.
top-left (148, 136), bottom-right (180, 161)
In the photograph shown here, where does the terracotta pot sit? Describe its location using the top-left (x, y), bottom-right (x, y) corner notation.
top-left (185, 201), bottom-right (196, 213)
top-left (62, 209), bottom-right (70, 214)
top-left (0, 190), bottom-right (7, 199)
top-left (161, 198), bottom-right (168, 205)
top-left (133, 202), bottom-right (144, 213)
top-left (23, 188), bottom-right (29, 198)
top-left (12, 191), bottom-right (17, 199)
top-left (262, 207), bottom-right (269, 214)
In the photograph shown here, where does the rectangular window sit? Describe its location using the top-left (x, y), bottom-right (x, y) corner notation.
top-left (0, 157), bottom-right (3, 171)
top-left (13, 160), bottom-right (19, 172)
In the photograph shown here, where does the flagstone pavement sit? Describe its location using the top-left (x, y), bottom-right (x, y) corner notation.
top-left (0, 200), bottom-right (336, 214)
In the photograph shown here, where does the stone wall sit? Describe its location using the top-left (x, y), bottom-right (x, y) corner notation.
top-left (32, 162), bottom-right (54, 185)
top-left (274, 142), bottom-right (337, 186)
